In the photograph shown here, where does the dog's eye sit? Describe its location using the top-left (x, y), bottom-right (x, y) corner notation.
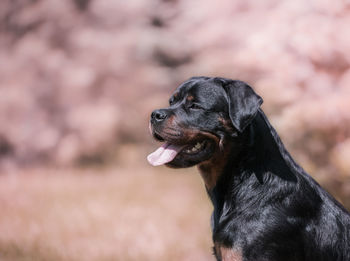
top-left (189, 103), bottom-right (202, 110)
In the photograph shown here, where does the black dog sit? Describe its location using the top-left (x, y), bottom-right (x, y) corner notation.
top-left (147, 76), bottom-right (350, 261)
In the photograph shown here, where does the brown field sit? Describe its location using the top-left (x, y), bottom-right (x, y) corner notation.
top-left (0, 166), bottom-right (214, 261)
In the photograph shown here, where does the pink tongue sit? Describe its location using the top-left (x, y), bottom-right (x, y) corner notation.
top-left (147, 142), bottom-right (184, 166)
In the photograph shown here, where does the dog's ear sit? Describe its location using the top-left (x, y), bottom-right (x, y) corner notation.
top-left (219, 79), bottom-right (263, 132)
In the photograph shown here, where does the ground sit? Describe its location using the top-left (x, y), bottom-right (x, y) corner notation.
top-left (0, 166), bottom-right (213, 261)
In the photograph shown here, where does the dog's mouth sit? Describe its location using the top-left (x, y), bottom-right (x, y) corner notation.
top-left (147, 131), bottom-right (216, 167)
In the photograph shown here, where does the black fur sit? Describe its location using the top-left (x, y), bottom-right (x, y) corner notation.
top-left (149, 76), bottom-right (350, 261)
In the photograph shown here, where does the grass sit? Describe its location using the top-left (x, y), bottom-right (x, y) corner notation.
top-left (0, 166), bottom-right (214, 261)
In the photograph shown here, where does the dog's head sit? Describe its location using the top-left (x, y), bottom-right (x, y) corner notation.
top-left (147, 76), bottom-right (263, 168)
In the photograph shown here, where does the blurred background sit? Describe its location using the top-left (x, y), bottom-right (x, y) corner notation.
top-left (0, 0), bottom-right (350, 260)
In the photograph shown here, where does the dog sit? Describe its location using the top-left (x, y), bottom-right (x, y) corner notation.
top-left (147, 76), bottom-right (350, 261)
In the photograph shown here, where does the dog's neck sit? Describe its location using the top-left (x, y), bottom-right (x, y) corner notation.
top-left (199, 110), bottom-right (298, 227)
top-left (197, 142), bottom-right (235, 190)
top-left (246, 110), bottom-right (298, 183)
top-left (205, 110), bottom-right (297, 187)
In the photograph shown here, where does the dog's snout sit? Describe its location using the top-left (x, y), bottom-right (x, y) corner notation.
top-left (151, 109), bottom-right (167, 122)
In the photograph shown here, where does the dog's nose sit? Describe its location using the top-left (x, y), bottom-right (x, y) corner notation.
top-left (151, 109), bottom-right (167, 122)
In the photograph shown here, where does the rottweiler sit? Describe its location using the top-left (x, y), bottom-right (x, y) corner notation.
top-left (147, 76), bottom-right (350, 261)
